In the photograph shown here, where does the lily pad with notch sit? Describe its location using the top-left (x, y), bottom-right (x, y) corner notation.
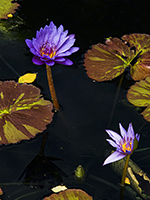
top-left (0, 81), bottom-right (54, 145)
top-left (84, 33), bottom-right (150, 82)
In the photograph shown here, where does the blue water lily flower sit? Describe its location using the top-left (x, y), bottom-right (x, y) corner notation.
top-left (103, 123), bottom-right (140, 166)
top-left (25, 21), bottom-right (79, 66)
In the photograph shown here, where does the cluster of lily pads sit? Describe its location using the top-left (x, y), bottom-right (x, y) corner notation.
top-left (0, 2), bottom-right (150, 200)
top-left (84, 33), bottom-right (150, 122)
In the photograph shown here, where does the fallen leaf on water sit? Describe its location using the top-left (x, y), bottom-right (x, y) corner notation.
top-left (18, 73), bottom-right (37, 83)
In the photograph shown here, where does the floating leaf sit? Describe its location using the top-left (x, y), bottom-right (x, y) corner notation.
top-left (130, 52), bottom-right (150, 81)
top-left (43, 189), bottom-right (93, 200)
top-left (0, 81), bottom-right (54, 145)
top-left (127, 77), bottom-right (150, 122)
top-left (122, 33), bottom-right (150, 55)
top-left (0, 0), bottom-right (20, 19)
top-left (51, 185), bottom-right (67, 193)
top-left (84, 34), bottom-right (150, 82)
top-left (84, 39), bottom-right (129, 82)
top-left (122, 33), bottom-right (150, 81)
top-left (18, 73), bottom-right (37, 84)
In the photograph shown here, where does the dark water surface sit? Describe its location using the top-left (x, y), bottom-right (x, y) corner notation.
top-left (0, 0), bottom-right (150, 199)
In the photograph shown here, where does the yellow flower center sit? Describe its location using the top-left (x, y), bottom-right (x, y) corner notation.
top-left (122, 142), bottom-right (132, 153)
top-left (40, 44), bottom-right (56, 58)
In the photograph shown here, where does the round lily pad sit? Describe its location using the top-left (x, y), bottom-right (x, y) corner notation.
top-left (43, 189), bottom-right (93, 200)
top-left (0, 81), bottom-right (54, 145)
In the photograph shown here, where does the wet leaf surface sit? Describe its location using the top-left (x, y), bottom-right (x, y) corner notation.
top-left (0, 81), bottom-right (54, 145)
top-left (127, 77), bottom-right (150, 122)
top-left (0, 0), bottom-right (20, 19)
top-left (43, 189), bottom-right (93, 200)
top-left (84, 34), bottom-right (150, 82)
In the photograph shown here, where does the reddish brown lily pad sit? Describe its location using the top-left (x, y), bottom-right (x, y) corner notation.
top-left (0, 81), bottom-right (54, 145)
top-left (84, 34), bottom-right (150, 82)
top-left (0, 0), bottom-right (20, 19)
top-left (122, 33), bottom-right (150, 81)
top-left (43, 189), bottom-right (93, 200)
top-left (127, 76), bottom-right (150, 122)
top-left (122, 33), bottom-right (150, 54)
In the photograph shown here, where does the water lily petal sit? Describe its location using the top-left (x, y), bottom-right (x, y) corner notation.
top-left (127, 123), bottom-right (135, 138)
top-left (68, 34), bottom-right (75, 39)
top-left (25, 39), bottom-right (33, 49)
top-left (45, 60), bottom-right (55, 66)
top-left (32, 38), bottom-right (40, 52)
top-left (119, 123), bottom-right (127, 139)
top-left (136, 133), bottom-right (140, 142)
top-left (30, 48), bottom-right (37, 56)
top-left (54, 58), bottom-right (66, 62)
top-left (56, 30), bottom-right (69, 50)
top-left (56, 58), bottom-right (73, 66)
top-left (57, 38), bottom-right (76, 54)
top-left (41, 26), bottom-right (51, 44)
top-left (51, 25), bottom-right (64, 46)
top-left (105, 129), bottom-right (122, 145)
top-left (56, 47), bottom-right (79, 57)
top-left (69, 47), bottom-right (80, 53)
top-left (106, 139), bottom-right (120, 148)
top-left (49, 21), bottom-right (56, 30)
top-left (103, 151), bottom-right (126, 166)
top-left (56, 51), bottom-right (72, 57)
top-left (32, 56), bottom-right (44, 65)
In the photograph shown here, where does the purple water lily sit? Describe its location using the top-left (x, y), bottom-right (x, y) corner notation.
top-left (25, 21), bottom-right (79, 66)
top-left (103, 123), bottom-right (140, 166)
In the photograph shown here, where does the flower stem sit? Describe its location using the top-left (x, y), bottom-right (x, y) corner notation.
top-left (46, 64), bottom-right (60, 110)
top-left (120, 154), bottom-right (131, 200)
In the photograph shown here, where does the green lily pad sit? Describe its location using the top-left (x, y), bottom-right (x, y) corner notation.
top-left (43, 189), bottom-right (93, 200)
top-left (0, 0), bottom-right (20, 19)
top-left (84, 33), bottom-right (150, 82)
top-left (127, 76), bottom-right (150, 122)
top-left (0, 81), bottom-right (54, 145)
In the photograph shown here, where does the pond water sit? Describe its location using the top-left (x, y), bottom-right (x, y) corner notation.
top-left (0, 0), bottom-right (150, 200)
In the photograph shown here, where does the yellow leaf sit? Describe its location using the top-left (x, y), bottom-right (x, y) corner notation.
top-left (7, 13), bottom-right (13, 18)
top-left (125, 177), bottom-right (130, 185)
top-left (51, 185), bottom-right (67, 193)
top-left (18, 73), bottom-right (37, 83)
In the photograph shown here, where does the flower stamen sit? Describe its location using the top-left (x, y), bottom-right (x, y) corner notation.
top-left (40, 44), bottom-right (56, 59)
top-left (121, 137), bottom-right (132, 153)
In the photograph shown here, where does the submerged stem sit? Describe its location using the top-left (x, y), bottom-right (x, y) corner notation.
top-left (120, 154), bottom-right (131, 200)
top-left (46, 64), bottom-right (60, 110)
top-left (39, 132), bottom-right (48, 156)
